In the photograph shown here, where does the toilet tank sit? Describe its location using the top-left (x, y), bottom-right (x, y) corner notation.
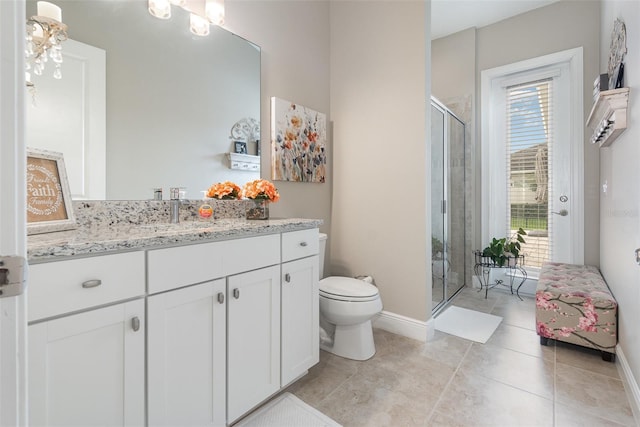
top-left (319, 233), bottom-right (327, 279)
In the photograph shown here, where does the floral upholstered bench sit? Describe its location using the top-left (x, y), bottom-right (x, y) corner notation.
top-left (535, 262), bottom-right (618, 362)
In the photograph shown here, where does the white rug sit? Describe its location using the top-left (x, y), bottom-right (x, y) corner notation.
top-left (435, 306), bottom-right (503, 343)
top-left (235, 393), bottom-right (341, 427)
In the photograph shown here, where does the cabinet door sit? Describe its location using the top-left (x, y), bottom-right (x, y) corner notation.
top-left (147, 279), bottom-right (226, 427)
top-left (29, 299), bottom-right (145, 427)
top-left (281, 255), bottom-right (320, 385)
top-left (227, 265), bottom-right (281, 423)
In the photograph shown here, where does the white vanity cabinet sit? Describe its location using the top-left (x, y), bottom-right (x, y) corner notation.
top-left (280, 229), bottom-right (320, 386)
top-left (227, 265), bottom-right (281, 423)
top-left (27, 226), bottom-right (320, 427)
top-left (146, 234), bottom-right (283, 426)
top-left (28, 252), bottom-right (146, 427)
top-left (147, 279), bottom-right (227, 427)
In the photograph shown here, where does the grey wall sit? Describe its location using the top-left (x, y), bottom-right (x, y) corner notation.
top-left (476, 0), bottom-right (601, 266)
top-left (224, 1), bottom-right (332, 239)
top-left (329, 1), bottom-right (430, 322)
top-left (435, 1), bottom-right (601, 266)
top-left (599, 0), bottom-right (640, 401)
top-left (432, 28), bottom-right (477, 285)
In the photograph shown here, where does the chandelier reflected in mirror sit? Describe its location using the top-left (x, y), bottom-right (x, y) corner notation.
top-left (25, 1), bottom-right (68, 87)
top-left (148, 0), bottom-right (225, 36)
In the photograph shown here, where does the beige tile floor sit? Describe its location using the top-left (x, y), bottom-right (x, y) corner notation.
top-left (286, 287), bottom-right (638, 426)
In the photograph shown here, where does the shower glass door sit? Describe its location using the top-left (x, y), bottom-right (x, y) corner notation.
top-left (446, 113), bottom-right (466, 300)
top-left (431, 98), bottom-right (466, 312)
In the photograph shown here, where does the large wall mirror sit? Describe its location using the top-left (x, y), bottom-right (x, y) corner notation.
top-left (26, 0), bottom-right (260, 200)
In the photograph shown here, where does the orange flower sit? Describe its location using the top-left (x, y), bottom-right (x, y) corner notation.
top-left (290, 115), bottom-right (302, 129)
top-left (206, 181), bottom-right (241, 200)
top-left (242, 179), bottom-right (280, 202)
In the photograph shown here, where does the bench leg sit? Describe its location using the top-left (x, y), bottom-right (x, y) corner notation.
top-left (602, 352), bottom-right (616, 363)
top-left (540, 336), bottom-right (549, 346)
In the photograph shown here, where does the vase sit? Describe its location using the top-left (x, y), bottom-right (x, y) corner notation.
top-left (246, 199), bottom-right (269, 220)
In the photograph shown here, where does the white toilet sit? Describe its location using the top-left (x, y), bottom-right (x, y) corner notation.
top-left (318, 233), bottom-right (383, 361)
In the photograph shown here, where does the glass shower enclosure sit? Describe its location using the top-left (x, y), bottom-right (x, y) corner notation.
top-left (431, 97), bottom-right (466, 313)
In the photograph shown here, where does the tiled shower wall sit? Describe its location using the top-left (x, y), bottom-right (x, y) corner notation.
top-left (441, 94), bottom-right (474, 289)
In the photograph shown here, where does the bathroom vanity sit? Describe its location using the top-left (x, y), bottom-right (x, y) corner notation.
top-left (27, 216), bottom-right (320, 427)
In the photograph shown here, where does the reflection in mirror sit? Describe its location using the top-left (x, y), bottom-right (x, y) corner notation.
top-left (26, 0), bottom-right (260, 200)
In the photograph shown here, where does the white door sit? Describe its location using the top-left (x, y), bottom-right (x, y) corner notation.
top-left (0, 1), bottom-right (28, 425)
top-left (481, 48), bottom-right (584, 268)
top-left (281, 256), bottom-right (319, 386)
top-left (29, 299), bottom-right (145, 426)
top-left (147, 279), bottom-right (226, 427)
top-left (227, 265), bottom-right (280, 423)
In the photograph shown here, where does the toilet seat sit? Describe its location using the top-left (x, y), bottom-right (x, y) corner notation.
top-left (319, 276), bottom-right (380, 302)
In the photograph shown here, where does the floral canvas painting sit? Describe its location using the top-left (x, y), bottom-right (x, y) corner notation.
top-left (271, 97), bottom-right (326, 183)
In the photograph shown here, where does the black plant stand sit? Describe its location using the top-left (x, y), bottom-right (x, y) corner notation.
top-left (473, 251), bottom-right (527, 300)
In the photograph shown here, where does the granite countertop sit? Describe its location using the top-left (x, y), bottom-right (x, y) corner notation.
top-left (28, 218), bottom-right (323, 263)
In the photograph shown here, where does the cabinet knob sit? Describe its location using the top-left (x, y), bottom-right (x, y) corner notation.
top-left (299, 242), bottom-right (308, 247)
top-left (82, 279), bottom-right (102, 289)
top-left (285, 273), bottom-right (291, 283)
top-left (233, 288), bottom-right (240, 299)
top-left (217, 292), bottom-right (225, 304)
top-left (131, 316), bottom-right (140, 332)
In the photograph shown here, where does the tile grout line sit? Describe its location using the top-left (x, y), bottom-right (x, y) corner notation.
top-left (424, 340), bottom-right (475, 424)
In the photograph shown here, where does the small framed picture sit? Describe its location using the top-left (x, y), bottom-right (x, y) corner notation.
top-left (234, 141), bottom-right (248, 154)
top-left (26, 148), bottom-right (77, 235)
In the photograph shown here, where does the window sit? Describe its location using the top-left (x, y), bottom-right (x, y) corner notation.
top-left (506, 80), bottom-right (552, 268)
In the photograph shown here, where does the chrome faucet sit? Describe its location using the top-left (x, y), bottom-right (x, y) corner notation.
top-left (169, 187), bottom-right (183, 224)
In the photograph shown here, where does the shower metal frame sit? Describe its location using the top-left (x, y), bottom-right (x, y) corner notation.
top-left (431, 96), bottom-right (466, 314)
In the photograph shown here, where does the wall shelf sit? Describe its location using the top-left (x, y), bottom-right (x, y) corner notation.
top-left (586, 87), bottom-right (630, 147)
top-left (227, 152), bottom-right (260, 172)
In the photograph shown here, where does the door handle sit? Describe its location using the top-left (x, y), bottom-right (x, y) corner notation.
top-left (82, 279), bottom-right (102, 289)
top-left (552, 209), bottom-right (568, 216)
top-left (131, 316), bottom-right (140, 332)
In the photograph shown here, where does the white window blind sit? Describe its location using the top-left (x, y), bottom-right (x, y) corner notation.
top-left (506, 79), bottom-right (553, 268)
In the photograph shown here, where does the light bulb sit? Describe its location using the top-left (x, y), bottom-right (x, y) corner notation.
top-left (148, 0), bottom-right (171, 19)
top-left (190, 13), bottom-right (209, 36)
top-left (205, 0), bottom-right (224, 25)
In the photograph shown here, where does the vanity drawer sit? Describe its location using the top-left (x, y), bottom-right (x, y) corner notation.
top-left (147, 234), bottom-right (281, 294)
top-left (282, 229), bottom-right (319, 262)
top-left (28, 251), bottom-right (145, 322)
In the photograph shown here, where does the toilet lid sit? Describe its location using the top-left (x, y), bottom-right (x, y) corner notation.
top-left (319, 276), bottom-right (380, 299)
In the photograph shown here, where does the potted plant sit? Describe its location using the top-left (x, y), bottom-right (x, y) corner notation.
top-left (432, 236), bottom-right (444, 259)
top-left (206, 181), bottom-right (242, 200)
top-left (242, 179), bottom-right (280, 220)
top-left (481, 228), bottom-right (527, 267)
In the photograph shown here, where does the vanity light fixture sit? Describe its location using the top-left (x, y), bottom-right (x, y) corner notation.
top-left (25, 1), bottom-right (68, 84)
top-left (148, 0), bottom-right (225, 36)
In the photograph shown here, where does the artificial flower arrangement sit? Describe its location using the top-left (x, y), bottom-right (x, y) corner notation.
top-left (242, 179), bottom-right (280, 202)
top-left (206, 181), bottom-right (242, 200)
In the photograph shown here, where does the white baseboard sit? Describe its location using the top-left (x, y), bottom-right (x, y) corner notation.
top-left (616, 344), bottom-right (640, 422)
top-left (372, 310), bottom-right (430, 342)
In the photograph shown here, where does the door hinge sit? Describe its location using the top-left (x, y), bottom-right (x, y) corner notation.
top-left (0, 255), bottom-right (27, 298)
